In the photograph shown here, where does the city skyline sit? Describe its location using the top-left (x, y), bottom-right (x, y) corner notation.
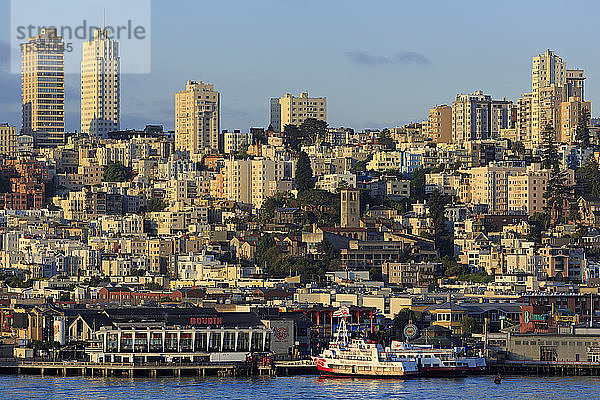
top-left (0, 0), bottom-right (600, 133)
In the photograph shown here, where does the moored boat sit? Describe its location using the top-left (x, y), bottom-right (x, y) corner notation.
top-left (313, 307), bottom-right (486, 378)
top-left (389, 341), bottom-right (486, 376)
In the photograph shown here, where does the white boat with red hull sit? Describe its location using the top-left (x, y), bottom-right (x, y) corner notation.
top-left (313, 338), bottom-right (420, 378)
top-left (312, 307), bottom-right (486, 378)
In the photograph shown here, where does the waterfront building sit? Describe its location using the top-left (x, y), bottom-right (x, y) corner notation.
top-left (85, 308), bottom-right (271, 363)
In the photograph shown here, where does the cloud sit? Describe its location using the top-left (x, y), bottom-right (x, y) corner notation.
top-left (345, 50), bottom-right (430, 66)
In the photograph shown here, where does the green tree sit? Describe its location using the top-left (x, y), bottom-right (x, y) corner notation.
top-left (315, 239), bottom-right (340, 271)
top-left (460, 316), bottom-right (481, 335)
top-left (410, 167), bottom-right (428, 202)
top-left (443, 258), bottom-right (467, 277)
top-left (526, 212), bottom-right (549, 243)
top-left (260, 194), bottom-right (288, 219)
top-left (256, 234), bottom-right (278, 269)
top-left (103, 161), bottom-right (133, 182)
top-left (369, 267), bottom-right (383, 282)
top-left (377, 129), bottom-right (395, 150)
top-left (580, 156), bottom-right (600, 199)
top-left (299, 118), bottom-right (328, 143)
top-left (295, 151), bottom-right (314, 192)
top-left (283, 124), bottom-right (302, 151)
top-left (268, 255), bottom-right (325, 283)
top-left (235, 143), bottom-right (250, 159)
top-left (575, 108), bottom-right (591, 148)
top-left (541, 124), bottom-right (559, 170)
top-left (295, 189), bottom-right (340, 226)
top-left (511, 140), bottom-right (526, 156)
top-left (428, 190), bottom-right (453, 258)
top-left (543, 168), bottom-right (573, 226)
top-left (350, 160), bottom-right (369, 174)
top-left (146, 197), bottom-right (167, 212)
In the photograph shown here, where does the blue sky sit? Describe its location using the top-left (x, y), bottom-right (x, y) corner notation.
top-left (0, 0), bottom-right (599, 132)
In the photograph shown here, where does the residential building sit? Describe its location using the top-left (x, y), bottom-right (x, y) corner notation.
top-left (270, 92), bottom-right (326, 132)
top-left (559, 97), bottom-right (591, 143)
top-left (516, 93), bottom-right (532, 145)
top-left (426, 105), bottom-right (452, 143)
top-left (21, 28), bottom-right (65, 147)
top-left (452, 91), bottom-right (513, 144)
top-left (81, 28), bottom-right (120, 138)
top-left (469, 163), bottom-right (525, 212)
top-left (223, 130), bottom-right (252, 154)
top-left (175, 80), bottom-right (220, 156)
top-left (507, 164), bottom-right (552, 215)
top-left (222, 157), bottom-right (293, 209)
top-left (0, 124), bottom-right (17, 157)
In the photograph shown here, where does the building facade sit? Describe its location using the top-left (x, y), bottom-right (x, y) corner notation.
top-left (270, 92), bottom-right (327, 132)
top-left (21, 28), bottom-right (65, 148)
top-left (0, 124), bottom-right (17, 157)
top-left (81, 28), bottom-right (120, 138)
top-left (452, 91), bottom-right (513, 144)
top-left (175, 80), bottom-right (220, 156)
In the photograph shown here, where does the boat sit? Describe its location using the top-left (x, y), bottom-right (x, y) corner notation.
top-left (313, 307), bottom-right (486, 378)
top-left (313, 307), bottom-right (419, 378)
top-left (389, 342), bottom-right (487, 376)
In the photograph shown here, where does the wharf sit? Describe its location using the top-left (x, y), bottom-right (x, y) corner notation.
top-left (0, 360), bottom-right (274, 378)
top-left (273, 359), bottom-right (317, 375)
top-left (490, 360), bottom-right (600, 376)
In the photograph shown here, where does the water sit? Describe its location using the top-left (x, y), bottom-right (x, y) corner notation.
top-left (1, 374), bottom-right (599, 399)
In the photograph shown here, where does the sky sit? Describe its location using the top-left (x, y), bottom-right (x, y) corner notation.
top-left (0, 0), bottom-right (599, 133)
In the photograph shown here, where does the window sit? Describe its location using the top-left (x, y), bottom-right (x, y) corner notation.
top-left (237, 332), bottom-right (249, 351)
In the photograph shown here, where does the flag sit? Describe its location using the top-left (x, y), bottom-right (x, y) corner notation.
top-left (333, 306), bottom-right (350, 318)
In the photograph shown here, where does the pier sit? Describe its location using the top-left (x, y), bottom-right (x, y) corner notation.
top-left (490, 360), bottom-right (600, 376)
top-left (0, 360), bottom-right (276, 378)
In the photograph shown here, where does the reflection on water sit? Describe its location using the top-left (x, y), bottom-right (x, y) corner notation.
top-left (0, 374), bottom-right (599, 400)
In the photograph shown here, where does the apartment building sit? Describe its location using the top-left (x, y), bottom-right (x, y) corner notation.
top-left (0, 124), bottom-right (17, 157)
top-left (469, 163), bottom-right (525, 212)
top-left (222, 157), bottom-right (293, 209)
top-left (559, 97), bottom-right (591, 143)
top-left (270, 91), bottom-right (327, 132)
top-left (425, 105), bottom-right (452, 143)
top-left (531, 50), bottom-right (586, 145)
top-left (175, 80), bottom-right (220, 157)
top-left (223, 130), bottom-right (253, 154)
top-left (452, 91), bottom-right (513, 144)
top-left (507, 164), bottom-right (551, 215)
top-left (81, 29), bottom-right (120, 137)
top-left (516, 93), bottom-right (533, 145)
top-left (21, 28), bottom-right (65, 148)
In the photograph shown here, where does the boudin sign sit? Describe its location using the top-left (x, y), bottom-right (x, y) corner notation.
top-left (190, 317), bottom-right (223, 326)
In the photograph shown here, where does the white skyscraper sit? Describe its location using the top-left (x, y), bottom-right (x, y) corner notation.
top-left (81, 28), bottom-right (120, 138)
